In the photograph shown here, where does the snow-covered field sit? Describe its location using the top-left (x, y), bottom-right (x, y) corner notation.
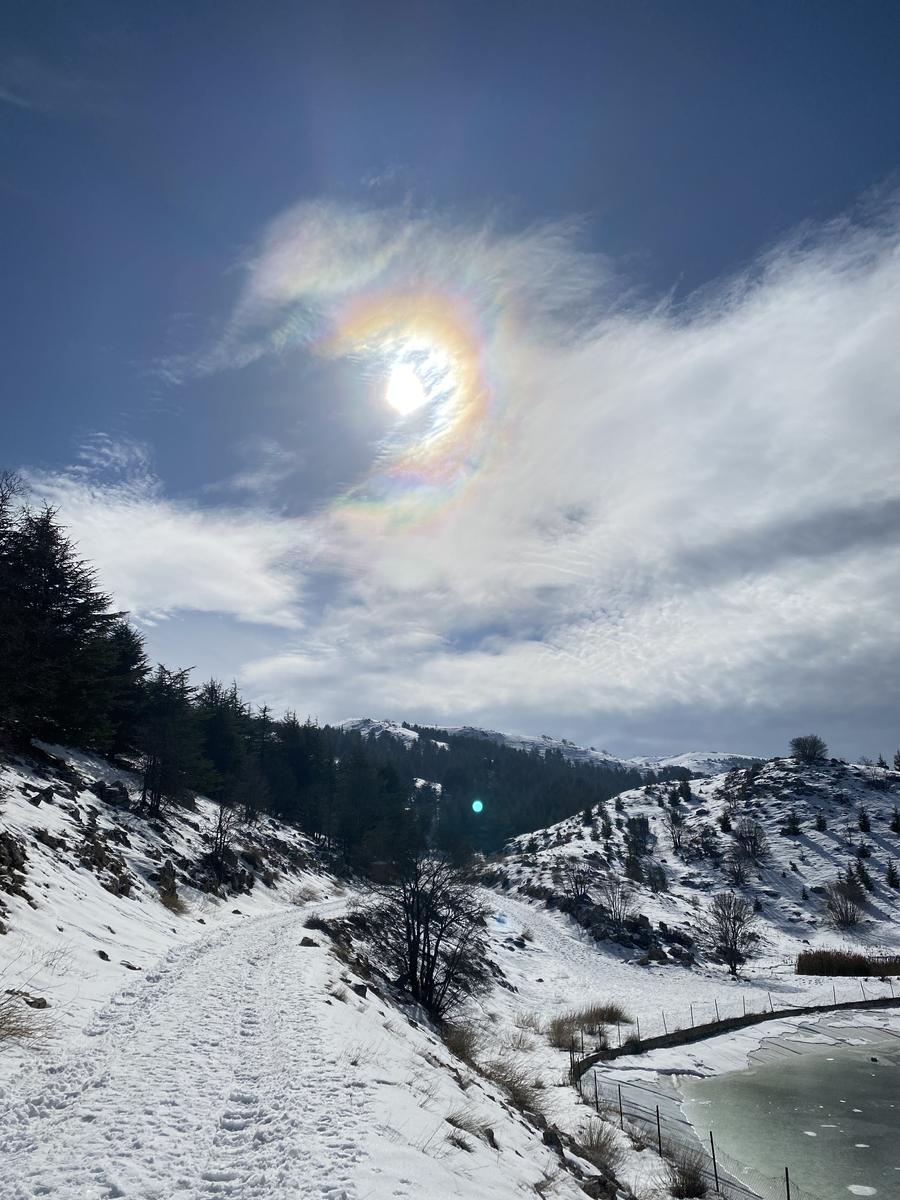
top-left (4, 744), bottom-right (900, 1199)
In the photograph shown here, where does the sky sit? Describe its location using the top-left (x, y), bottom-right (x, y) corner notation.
top-left (3, 1), bottom-right (900, 760)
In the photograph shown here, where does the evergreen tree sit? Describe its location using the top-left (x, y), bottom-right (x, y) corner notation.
top-left (858, 807), bottom-right (871, 833)
top-left (886, 859), bottom-right (900, 889)
top-left (137, 667), bottom-right (208, 818)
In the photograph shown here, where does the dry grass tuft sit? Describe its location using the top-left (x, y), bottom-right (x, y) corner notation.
top-left (663, 1147), bottom-right (709, 1197)
top-left (441, 1019), bottom-right (481, 1066)
top-left (158, 888), bottom-right (187, 913)
top-left (482, 1054), bottom-right (542, 1114)
top-left (0, 991), bottom-right (45, 1044)
top-left (575, 1118), bottom-right (625, 1175)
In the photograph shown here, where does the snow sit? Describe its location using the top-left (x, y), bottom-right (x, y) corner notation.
top-left (626, 751), bottom-right (759, 776)
top-left (0, 747), bottom-right (598, 1199)
top-left (6, 743), bottom-right (900, 1199)
top-left (338, 718), bottom-right (420, 745)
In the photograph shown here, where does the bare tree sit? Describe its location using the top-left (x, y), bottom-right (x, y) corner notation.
top-left (700, 892), bottom-right (759, 975)
top-left (724, 849), bottom-right (751, 886)
top-left (661, 805), bottom-right (686, 853)
top-left (790, 734), bottom-right (828, 764)
top-left (597, 876), bottom-right (635, 930)
top-left (364, 855), bottom-right (489, 1019)
top-left (555, 856), bottom-right (593, 901)
top-left (823, 879), bottom-right (863, 929)
top-left (209, 800), bottom-right (239, 881)
top-left (732, 818), bottom-right (769, 865)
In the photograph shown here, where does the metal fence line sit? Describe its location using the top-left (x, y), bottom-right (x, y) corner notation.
top-left (579, 1074), bottom-right (823, 1200)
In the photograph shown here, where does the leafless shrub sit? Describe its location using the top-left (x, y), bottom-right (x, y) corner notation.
top-left (520, 924), bottom-right (535, 942)
top-left (596, 876), bottom-right (635, 929)
top-left (790, 734), bottom-right (828, 764)
top-left (724, 849), bottom-right (750, 885)
top-left (209, 801), bottom-right (239, 880)
top-left (732, 818), bottom-right (769, 865)
top-left (362, 854), bottom-right (490, 1019)
top-left (698, 892), bottom-right (759, 976)
top-left (554, 856), bottom-right (593, 900)
top-left (663, 1147), bottom-right (709, 1197)
top-left (576, 1119), bottom-right (625, 1175)
top-left (823, 880), bottom-right (864, 928)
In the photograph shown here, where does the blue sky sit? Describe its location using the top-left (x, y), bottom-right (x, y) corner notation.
top-left (3, 1), bottom-right (900, 758)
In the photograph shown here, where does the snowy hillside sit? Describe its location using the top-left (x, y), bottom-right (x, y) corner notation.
top-left (348, 718), bottom-right (755, 779)
top-left (0, 744), bottom-right (618, 1199)
top-left (500, 756), bottom-right (900, 966)
top-left (625, 751), bottom-right (759, 777)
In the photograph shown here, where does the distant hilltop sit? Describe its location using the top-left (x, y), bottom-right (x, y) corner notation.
top-left (339, 717), bottom-right (759, 778)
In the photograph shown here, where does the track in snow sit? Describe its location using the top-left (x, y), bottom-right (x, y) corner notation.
top-left (1, 910), bottom-right (367, 1200)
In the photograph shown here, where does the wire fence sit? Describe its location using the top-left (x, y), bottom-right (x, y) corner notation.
top-left (576, 1073), bottom-right (821, 1200)
top-left (565, 973), bottom-right (900, 1060)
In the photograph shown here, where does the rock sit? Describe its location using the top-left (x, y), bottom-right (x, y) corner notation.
top-left (121, 961), bottom-right (141, 971)
top-left (542, 1125), bottom-right (565, 1152)
top-left (351, 983), bottom-right (367, 998)
top-left (97, 950), bottom-right (110, 961)
top-left (5, 989), bottom-right (49, 1009)
top-left (300, 936), bottom-right (318, 947)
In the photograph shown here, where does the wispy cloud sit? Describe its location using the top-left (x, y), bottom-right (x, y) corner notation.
top-left (23, 438), bottom-right (316, 630)
top-left (0, 53), bottom-right (93, 115)
top-left (31, 197), bottom-right (900, 753)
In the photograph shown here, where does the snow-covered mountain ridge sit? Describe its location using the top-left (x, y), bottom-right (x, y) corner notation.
top-left (498, 755), bottom-right (900, 967)
top-left (341, 717), bottom-right (758, 777)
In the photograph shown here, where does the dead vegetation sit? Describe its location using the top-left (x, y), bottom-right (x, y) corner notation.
top-left (547, 1000), bottom-right (632, 1049)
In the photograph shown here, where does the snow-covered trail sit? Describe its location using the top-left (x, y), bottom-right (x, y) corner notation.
top-left (1, 909), bottom-right (367, 1200)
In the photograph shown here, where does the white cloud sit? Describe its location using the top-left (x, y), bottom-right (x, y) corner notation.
top-left (28, 199), bottom-right (900, 754)
top-left (23, 440), bottom-right (316, 630)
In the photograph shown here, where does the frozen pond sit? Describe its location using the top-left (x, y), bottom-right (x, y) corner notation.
top-left (681, 1038), bottom-right (900, 1198)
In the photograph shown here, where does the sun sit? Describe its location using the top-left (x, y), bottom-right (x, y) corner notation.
top-left (385, 363), bottom-right (427, 416)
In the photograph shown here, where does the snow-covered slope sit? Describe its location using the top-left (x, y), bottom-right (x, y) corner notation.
top-left (501, 756), bottom-right (900, 965)
top-left (344, 717), bottom-right (756, 779)
top-left (626, 750), bottom-right (759, 776)
top-left (339, 717), bottom-right (422, 745)
top-left (0, 743), bottom-right (326, 1040)
top-left (0, 745), bottom-right (611, 1199)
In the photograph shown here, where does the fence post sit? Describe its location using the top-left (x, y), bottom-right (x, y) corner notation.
top-left (618, 1083), bottom-right (623, 1129)
top-left (662, 1010), bottom-right (668, 1035)
top-left (785, 1166), bottom-right (791, 1200)
top-left (636, 1016), bottom-right (641, 1046)
top-left (690, 1003), bottom-right (694, 1027)
top-left (742, 995), bottom-right (747, 1017)
top-left (833, 984), bottom-right (837, 1005)
top-left (594, 1074), bottom-right (599, 1114)
top-left (617, 1020), bottom-right (622, 1047)
top-left (656, 1105), bottom-right (662, 1155)
top-left (890, 978), bottom-right (895, 998)
top-left (860, 980), bottom-right (866, 1001)
top-left (714, 998), bottom-right (720, 1023)
top-left (768, 991), bottom-right (774, 1012)
top-left (709, 1130), bottom-right (720, 1193)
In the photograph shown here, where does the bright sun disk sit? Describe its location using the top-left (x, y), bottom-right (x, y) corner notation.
top-left (385, 363), bottom-right (427, 415)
